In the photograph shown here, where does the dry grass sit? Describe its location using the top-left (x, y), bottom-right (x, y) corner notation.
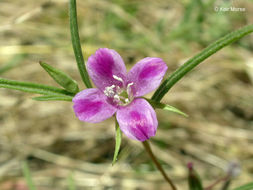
top-left (0, 0), bottom-right (253, 189)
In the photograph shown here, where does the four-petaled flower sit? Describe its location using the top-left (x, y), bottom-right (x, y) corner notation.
top-left (73, 48), bottom-right (167, 141)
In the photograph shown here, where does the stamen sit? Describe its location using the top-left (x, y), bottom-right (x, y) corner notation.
top-left (113, 75), bottom-right (123, 83)
top-left (104, 85), bottom-right (115, 97)
top-left (127, 82), bottom-right (134, 97)
top-left (115, 86), bottom-right (122, 94)
top-left (104, 81), bottom-right (134, 106)
top-left (113, 94), bottom-right (120, 101)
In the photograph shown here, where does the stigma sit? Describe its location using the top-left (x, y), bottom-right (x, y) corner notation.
top-left (103, 75), bottom-right (134, 106)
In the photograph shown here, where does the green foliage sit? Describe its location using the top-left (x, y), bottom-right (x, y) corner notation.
top-left (67, 173), bottom-right (76, 190)
top-left (105, 12), bottom-right (130, 31)
top-left (0, 54), bottom-right (27, 75)
top-left (40, 62), bottom-right (79, 94)
top-left (69, 0), bottom-right (92, 88)
top-left (169, 0), bottom-right (231, 46)
top-left (188, 165), bottom-right (203, 190)
top-left (146, 98), bottom-right (188, 117)
top-left (0, 78), bottom-right (74, 96)
top-left (221, 180), bottom-right (231, 190)
top-left (112, 120), bottom-right (122, 165)
top-left (232, 182), bottom-right (253, 190)
top-left (152, 24), bottom-right (253, 102)
top-left (22, 161), bottom-right (37, 190)
top-left (111, 0), bottom-right (138, 16)
top-left (0, 0), bottom-right (252, 188)
top-left (33, 95), bottom-right (73, 101)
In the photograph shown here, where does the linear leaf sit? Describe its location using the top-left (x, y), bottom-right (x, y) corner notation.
top-left (221, 180), bottom-right (231, 190)
top-left (67, 173), bottom-right (76, 190)
top-left (22, 161), bottom-right (37, 190)
top-left (69, 0), bottom-right (92, 88)
top-left (40, 62), bottom-right (79, 93)
top-left (0, 54), bottom-right (27, 75)
top-left (0, 77), bottom-right (74, 96)
top-left (112, 120), bottom-right (122, 166)
top-left (146, 98), bottom-right (188, 117)
top-left (33, 95), bottom-right (73, 101)
top-left (188, 164), bottom-right (203, 190)
top-left (152, 24), bottom-right (253, 102)
top-left (188, 173), bottom-right (203, 190)
top-left (232, 183), bottom-right (253, 190)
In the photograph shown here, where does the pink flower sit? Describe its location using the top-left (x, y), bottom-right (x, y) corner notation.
top-left (73, 48), bottom-right (167, 141)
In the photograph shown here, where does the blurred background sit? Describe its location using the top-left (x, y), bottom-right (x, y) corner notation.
top-left (0, 0), bottom-right (253, 189)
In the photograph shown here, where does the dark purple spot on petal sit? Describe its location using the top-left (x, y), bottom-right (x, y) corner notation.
top-left (130, 111), bottom-right (142, 121)
top-left (131, 126), bottom-right (149, 141)
top-left (129, 111), bottom-right (149, 141)
top-left (74, 100), bottom-right (103, 118)
top-left (139, 63), bottom-right (162, 79)
top-left (93, 50), bottom-right (114, 77)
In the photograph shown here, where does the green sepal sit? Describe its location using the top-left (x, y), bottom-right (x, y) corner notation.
top-left (232, 182), bottom-right (253, 190)
top-left (145, 98), bottom-right (188, 117)
top-left (32, 95), bottom-right (73, 101)
top-left (0, 77), bottom-right (74, 96)
top-left (39, 62), bottom-right (79, 94)
top-left (112, 120), bottom-right (122, 166)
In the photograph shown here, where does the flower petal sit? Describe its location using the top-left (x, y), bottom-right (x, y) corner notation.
top-left (73, 88), bottom-right (117, 123)
top-left (116, 98), bottom-right (158, 141)
top-left (87, 48), bottom-right (127, 91)
top-left (127, 57), bottom-right (167, 97)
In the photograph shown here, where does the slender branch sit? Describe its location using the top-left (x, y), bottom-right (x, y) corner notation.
top-left (69, 0), bottom-right (92, 88)
top-left (152, 24), bottom-right (253, 102)
top-left (204, 176), bottom-right (229, 190)
top-left (142, 141), bottom-right (177, 190)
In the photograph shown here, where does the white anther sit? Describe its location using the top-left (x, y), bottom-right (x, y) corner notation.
top-left (127, 82), bottom-right (134, 88)
top-left (126, 82), bottom-right (134, 96)
top-left (125, 98), bottom-right (129, 103)
top-left (113, 94), bottom-right (120, 101)
top-left (115, 86), bottom-right (122, 93)
top-left (104, 85), bottom-right (115, 97)
top-left (113, 75), bottom-right (123, 83)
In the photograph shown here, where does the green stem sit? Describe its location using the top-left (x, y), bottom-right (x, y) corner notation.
top-left (152, 24), bottom-right (253, 102)
top-left (142, 141), bottom-right (177, 190)
top-left (69, 0), bottom-right (92, 88)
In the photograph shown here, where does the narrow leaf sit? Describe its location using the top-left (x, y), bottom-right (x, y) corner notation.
top-left (69, 0), bottom-right (92, 88)
top-left (67, 173), bottom-right (76, 190)
top-left (0, 54), bottom-right (27, 75)
top-left (188, 163), bottom-right (203, 190)
top-left (112, 120), bottom-right (122, 165)
top-left (152, 24), bottom-right (253, 102)
top-left (232, 183), bottom-right (253, 190)
top-left (0, 77), bottom-right (74, 96)
top-left (146, 98), bottom-right (188, 117)
top-left (40, 62), bottom-right (79, 94)
top-left (33, 95), bottom-right (73, 101)
top-left (221, 180), bottom-right (231, 190)
top-left (22, 161), bottom-right (37, 190)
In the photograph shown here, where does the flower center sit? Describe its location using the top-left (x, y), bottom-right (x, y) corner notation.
top-left (103, 75), bottom-right (134, 106)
